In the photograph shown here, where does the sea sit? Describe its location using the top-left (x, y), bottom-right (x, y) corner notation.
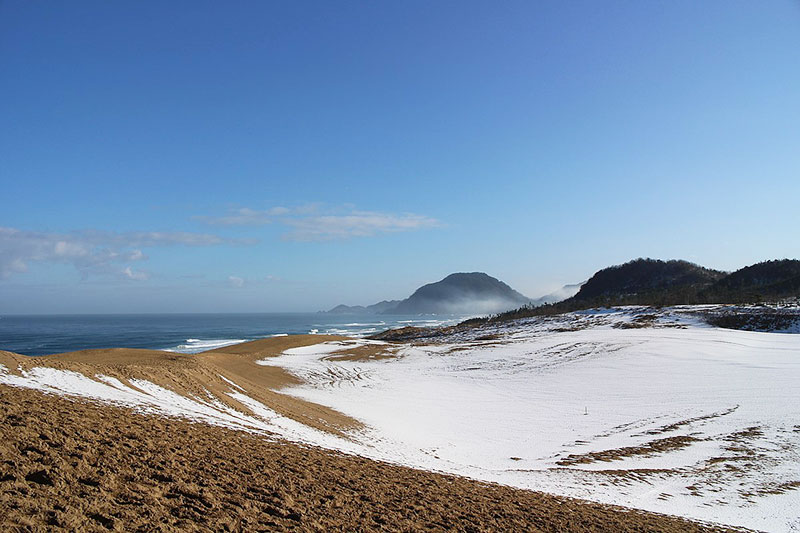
top-left (0, 313), bottom-right (465, 357)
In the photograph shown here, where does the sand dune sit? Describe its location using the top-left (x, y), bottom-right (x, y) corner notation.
top-left (0, 335), bottom-right (358, 437)
top-left (1, 309), bottom-right (794, 531)
top-left (0, 385), bottom-right (730, 532)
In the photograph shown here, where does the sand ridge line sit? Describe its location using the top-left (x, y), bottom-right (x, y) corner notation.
top-left (0, 335), bottom-right (362, 436)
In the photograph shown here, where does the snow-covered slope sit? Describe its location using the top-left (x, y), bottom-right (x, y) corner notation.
top-left (260, 307), bottom-right (800, 532)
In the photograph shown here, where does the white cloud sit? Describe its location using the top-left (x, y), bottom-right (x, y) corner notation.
top-left (284, 211), bottom-right (440, 241)
top-left (96, 230), bottom-right (240, 247)
top-left (228, 275), bottom-right (245, 288)
top-left (0, 226), bottom-right (247, 280)
top-left (197, 205), bottom-right (441, 241)
top-left (122, 266), bottom-right (149, 281)
top-left (129, 249), bottom-right (146, 261)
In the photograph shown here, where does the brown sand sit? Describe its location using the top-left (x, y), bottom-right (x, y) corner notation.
top-left (556, 436), bottom-right (701, 466)
top-left (323, 343), bottom-right (402, 362)
top-left (0, 385), bottom-right (734, 532)
top-left (0, 335), bottom-right (359, 436)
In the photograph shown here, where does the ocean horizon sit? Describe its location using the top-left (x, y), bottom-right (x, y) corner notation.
top-left (0, 312), bottom-right (466, 357)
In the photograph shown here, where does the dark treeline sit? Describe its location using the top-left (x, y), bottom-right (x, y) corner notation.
top-left (463, 258), bottom-right (800, 326)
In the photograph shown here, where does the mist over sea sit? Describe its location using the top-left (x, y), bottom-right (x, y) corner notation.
top-left (0, 313), bottom-right (465, 357)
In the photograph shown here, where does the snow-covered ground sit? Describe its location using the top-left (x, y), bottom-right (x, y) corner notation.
top-left (260, 308), bottom-right (800, 532)
top-left (1, 306), bottom-right (799, 531)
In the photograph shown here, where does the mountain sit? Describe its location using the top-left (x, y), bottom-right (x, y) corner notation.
top-left (325, 304), bottom-right (368, 314)
top-left (530, 282), bottom-right (584, 306)
top-left (367, 300), bottom-right (404, 313)
top-left (324, 273), bottom-right (531, 315)
top-left (323, 300), bottom-right (401, 314)
top-left (390, 273), bottom-right (531, 315)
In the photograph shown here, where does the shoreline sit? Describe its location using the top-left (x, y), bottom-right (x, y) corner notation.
top-left (0, 312), bottom-right (467, 357)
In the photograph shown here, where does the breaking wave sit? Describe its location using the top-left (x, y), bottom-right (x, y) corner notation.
top-left (165, 338), bottom-right (248, 354)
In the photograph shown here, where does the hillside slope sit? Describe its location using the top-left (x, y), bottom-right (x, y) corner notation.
top-left (570, 259), bottom-right (725, 305)
top-left (490, 258), bottom-right (800, 322)
top-left (702, 259), bottom-right (800, 302)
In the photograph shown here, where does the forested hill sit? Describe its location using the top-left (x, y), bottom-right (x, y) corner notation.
top-left (488, 258), bottom-right (800, 322)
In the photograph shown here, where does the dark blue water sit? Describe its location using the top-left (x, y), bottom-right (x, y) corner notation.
top-left (0, 313), bottom-right (462, 356)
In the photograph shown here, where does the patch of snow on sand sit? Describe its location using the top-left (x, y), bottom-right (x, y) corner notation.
top-left (0, 366), bottom-right (366, 455)
top-left (259, 308), bottom-right (800, 532)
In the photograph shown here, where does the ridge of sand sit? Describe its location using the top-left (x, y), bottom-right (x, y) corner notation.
top-left (0, 335), bottom-right (359, 436)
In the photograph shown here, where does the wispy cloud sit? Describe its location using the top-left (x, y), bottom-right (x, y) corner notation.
top-left (195, 207), bottom-right (290, 226)
top-left (226, 275), bottom-right (280, 288)
top-left (284, 211), bottom-right (439, 241)
top-left (197, 205), bottom-right (441, 241)
top-left (0, 226), bottom-right (248, 281)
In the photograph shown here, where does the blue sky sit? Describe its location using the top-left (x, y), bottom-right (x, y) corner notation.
top-left (2, 1), bottom-right (799, 313)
